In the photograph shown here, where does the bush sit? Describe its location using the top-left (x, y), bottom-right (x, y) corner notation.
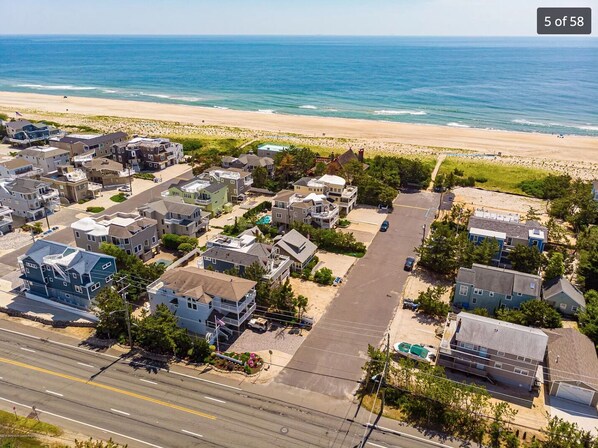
top-left (243, 201), bottom-right (272, 219)
top-left (177, 242), bottom-right (195, 253)
top-left (161, 233), bottom-right (198, 251)
top-left (415, 286), bottom-right (449, 318)
top-left (292, 222), bottom-right (366, 256)
top-left (133, 173), bottom-right (155, 180)
top-left (338, 219), bottom-right (351, 228)
top-left (110, 193), bottom-right (127, 203)
top-left (86, 206), bottom-right (105, 213)
top-left (314, 267), bottom-right (334, 285)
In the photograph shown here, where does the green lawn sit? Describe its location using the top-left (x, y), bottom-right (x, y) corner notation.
top-left (0, 409), bottom-right (63, 447)
top-left (110, 193), bottom-right (127, 203)
top-left (168, 136), bottom-right (244, 154)
top-left (437, 158), bottom-right (550, 195)
top-left (86, 206), bottom-right (105, 213)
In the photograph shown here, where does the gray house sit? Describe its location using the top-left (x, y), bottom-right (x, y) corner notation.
top-left (19, 240), bottom-right (117, 310)
top-left (544, 328), bottom-right (598, 407)
top-left (454, 264), bottom-right (541, 313)
top-left (468, 211), bottom-right (547, 267)
top-left (147, 267), bottom-right (256, 342)
top-left (222, 154), bottom-right (274, 174)
top-left (273, 229), bottom-right (317, 271)
top-left (0, 178), bottom-right (60, 221)
top-left (199, 167), bottom-right (253, 203)
top-left (438, 312), bottom-right (548, 390)
top-left (139, 197), bottom-right (209, 237)
top-left (542, 277), bottom-right (586, 316)
top-left (71, 212), bottom-right (159, 261)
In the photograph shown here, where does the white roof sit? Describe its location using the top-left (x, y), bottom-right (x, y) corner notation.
top-left (469, 227), bottom-right (506, 239)
top-left (303, 193), bottom-right (326, 202)
top-left (257, 144), bottom-right (289, 152)
top-left (66, 134), bottom-right (102, 140)
top-left (318, 174), bottom-right (346, 186)
top-left (529, 229), bottom-right (545, 239)
top-left (181, 179), bottom-right (211, 193)
top-left (71, 217), bottom-right (109, 237)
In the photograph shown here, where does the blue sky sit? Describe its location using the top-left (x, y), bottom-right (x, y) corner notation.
top-left (2, 0), bottom-right (595, 36)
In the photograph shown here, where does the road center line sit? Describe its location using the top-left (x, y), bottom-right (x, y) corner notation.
top-left (0, 396), bottom-right (164, 448)
top-left (204, 396), bottom-right (226, 404)
top-left (0, 356), bottom-right (216, 421)
top-left (139, 378), bottom-right (158, 385)
top-left (20, 347), bottom-right (36, 353)
top-left (111, 408), bottom-right (130, 416)
top-left (182, 429), bottom-right (203, 438)
top-left (45, 390), bottom-right (63, 397)
top-left (77, 362), bottom-right (95, 368)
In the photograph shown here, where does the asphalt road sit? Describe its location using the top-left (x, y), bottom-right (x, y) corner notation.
top-left (276, 191), bottom-right (439, 399)
top-left (0, 322), bottom-right (453, 448)
top-left (0, 168), bottom-right (193, 277)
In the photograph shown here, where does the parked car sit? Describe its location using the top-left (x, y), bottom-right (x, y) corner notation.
top-left (297, 316), bottom-right (314, 330)
top-left (118, 185), bottom-right (131, 192)
top-left (333, 276), bottom-right (343, 287)
top-left (247, 317), bottom-right (269, 332)
top-left (404, 257), bottom-right (416, 271)
top-left (380, 220), bottom-right (390, 232)
top-left (393, 341), bottom-right (437, 364)
top-left (402, 298), bottom-right (419, 311)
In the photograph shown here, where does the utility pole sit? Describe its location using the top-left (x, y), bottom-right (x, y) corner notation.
top-left (117, 281), bottom-right (133, 350)
top-left (421, 224), bottom-right (427, 246)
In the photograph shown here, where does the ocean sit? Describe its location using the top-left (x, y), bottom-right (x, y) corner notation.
top-left (0, 35), bottom-right (597, 135)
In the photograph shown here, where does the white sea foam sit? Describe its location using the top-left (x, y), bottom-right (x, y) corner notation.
top-left (299, 105), bottom-right (318, 110)
top-left (513, 119), bottom-right (598, 132)
top-left (213, 106), bottom-right (229, 110)
top-left (447, 122), bottom-right (470, 128)
top-left (102, 89), bottom-right (117, 94)
top-left (138, 92), bottom-right (202, 102)
top-left (577, 125), bottom-right (598, 131)
top-left (373, 110), bottom-right (427, 116)
top-left (258, 109), bottom-right (275, 114)
top-left (16, 83), bottom-right (97, 91)
top-left (512, 119), bottom-right (548, 126)
top-left (324, 108), bottom-right (338, 112)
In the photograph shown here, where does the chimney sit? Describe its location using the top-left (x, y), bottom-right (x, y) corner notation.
top-left (358, 148), bottom-right (364, 163)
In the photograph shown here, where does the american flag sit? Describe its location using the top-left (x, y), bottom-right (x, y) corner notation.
top-left (216, 318), bottom-right (226, 327)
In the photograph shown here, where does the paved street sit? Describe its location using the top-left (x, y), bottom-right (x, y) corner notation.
top-left (0, 168), bottom-right (193, 277)
top-left (0, 320), bottom-right (455, 448)
top-left (276, 191), bottom-right (439, 399)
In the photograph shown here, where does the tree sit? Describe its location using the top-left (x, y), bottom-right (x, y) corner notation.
top-left (488, 401), bottom-right (518, 448)
top-left (544, 252), bottom-right (565, 281)
top-left (577, 227), bottom-right (598, 291)
top-left (187, 337), bottom-right (212, 363)
top-left (314, 161), bottom-right (327, 176)
top-left (93, 287), bottom-right (129, 341)
top-left (578, 290), bottom-right (598, 348)
top-left (471, 237), bottom-right (499, 267)
top-left (508, 245), bottom-right (543, 274)
top-left (243, 262), bottom-right (267, 282)
top-left (134, 304), bottom-right (190, 356)
top-left (274, 152), bottom-right (296, 185)
top-left (541, 416), bottom-right (598, 448)
top-left (293, 294), bottom-right (309, 320)
top-left (290, 146), bottom-right (317, 175)
top-left (415, 286), bottom-right (449, 318)
top-left (416, 223), bottom-right (459, 275)
top-left (269, 279), bottom-right (295, 311)
top-left (525, 207), bottom-right (541, 221)
top-left (340, 159), bottom-right (365, 185)
top-left (252, 166), bottom-right (269, 188)
top-left (313, 267), bottom-right (334, 285)
top-left (471, 308), bottom-right (489, 317)
top-left (496, 300), bottom-right (562, 329)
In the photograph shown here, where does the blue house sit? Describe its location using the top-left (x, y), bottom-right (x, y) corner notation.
top-left (454, 263), bottom-right (541, 313)
top-left (468, 212), bottom-right (547, 267)
top-left (19, 240), bottom-right (117, 310)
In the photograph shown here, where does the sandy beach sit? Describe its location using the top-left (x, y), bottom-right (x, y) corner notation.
top-left (1, 91), bottom-right (597, 177)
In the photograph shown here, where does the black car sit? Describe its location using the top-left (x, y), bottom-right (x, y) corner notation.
top-left (404, 257), bottom-right (416, 271)
top-left (380, 220), bottom-right (390, 232)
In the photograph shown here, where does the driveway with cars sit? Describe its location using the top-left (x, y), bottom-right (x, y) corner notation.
top-left (276, 190), bottom-right (439, 399)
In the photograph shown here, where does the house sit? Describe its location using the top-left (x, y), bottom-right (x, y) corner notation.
top-left (18, 240), bottom-right (117, 310)
top-left (138, 197), bottom-right (209, 237)
top-left (222, 153), bottom-right (274, 174)
top-left (71, 212), bottom-right (159, 261)
top-left (438, 312), bottom-right (548, 390)
top-left (111, 137), bottom-right (184, 171)
top-left (0, 159), bottom-right (42, 179)
top-left (294, 174), bottom-right (357, 216)
top-left (0, 206), bottom-right (14, 234)
top-left (544, 328), bottom-right (598, 407)
top-left (542, 277), bottom-right (586, 316)
top-left (51, 132), bottom-right (128, 158)
top-left (454, 264), bottom-right (541, 313)
top-left (80, 157), bottom-right (133, 188)
top-left (5, 120), bottom-right (64, 146)
top-left (592, 181), bottom-right (598, 202)
top-left (468, 210), bottom-right (547, 267)
top-left (325, 148), bottom-right (366, 174)
top-left (17, 146), bottom-right (71, 175)
top-left (256, 143), bottom-right (289, 158)
top-left (0, 178), bottom-right (60, 221)
top-left (203, 229), bottom-right (292, 282)
top-left (273, 229), bottom-right (317, 271)
top-left (199, 167), bottom-right (253, 203)
top-left (166, 179), bottom-right (228, 216)
top-left (147, 267), bottom-right (257, 341)
top-left (41, 165), bottom-right (102, 204)
top-left (271, 189), bottom-right (340, 229)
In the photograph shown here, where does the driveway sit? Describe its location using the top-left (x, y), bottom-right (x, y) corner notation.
top-left (275, 191), bottom-right (439, 399)
top-left (0, 167), bottom-right (193, 277)
top-left (547, 397), bottom-right (598, 435)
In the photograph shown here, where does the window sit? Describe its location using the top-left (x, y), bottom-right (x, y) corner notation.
top-left (152, 236), bottom-right (156, 243)
top-left (26, 262), bottom-right (37, 268)
top-left (25, 268), bottom-right (30, 274)
top-left (516, 355), bottom-right (531, 363)
top-left (505, 295), bottom-right (512, 301)
top-left (65, 294), bottom-right (71, 299)
top-left (459, 285), bottom-right (468, 296)
top-left (474, 288), bottom-right (483, 295)
top-left (514, 367), bottom-right (529, 376)
top-left (571, 306), bottom-right (578, 312)
top-left (187, 299), bottom-right (197, 310)
top-left (472, 297), bottom-right (477, 304)
top-left (63, 282), bottom-right (68, 286)
top-left (496, 351), bottom-right (505, 357)
top-left (489, 291), bottom-right (495, 297)
top-left (494, 362), bottom-right (503, 369)
top-left (102, 262), bottom-right (112, 270)
top-left (559, 303), bottom-right (567, 310)
top-left (105, 275), bottom-right (113, 282)
top-left (75, 285), bottom-right (82, 293)
top-left (87, 234), bottom-right (93, 241)
top-left (90, 282), bottom-right (100, 291)
top-left (516, 292), bottom-right (522, 297)
top-left (72, 273), bottom-right (78, 279)
top-left (275, 213), bottom-right (282, 219)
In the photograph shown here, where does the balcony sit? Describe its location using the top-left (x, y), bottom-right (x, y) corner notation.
top-left (194, 198), bottom-right (211, 206)
top-left (311, 205), bottom-right (339, 220)
top-left (221, 301), bottom-right (256, 327)
top-left (41, 189), bottom-right (60, 202)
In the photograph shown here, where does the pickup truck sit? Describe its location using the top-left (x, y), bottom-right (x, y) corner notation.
top-left (247, 317), bottom-right (269, 332)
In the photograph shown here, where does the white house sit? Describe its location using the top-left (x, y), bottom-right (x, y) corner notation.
top-left (17, 146), bottom-right (71, 175)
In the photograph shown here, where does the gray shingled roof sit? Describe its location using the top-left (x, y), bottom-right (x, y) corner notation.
top-left (203, 246), bottom-right (264, 267)
top-left (468, 216), bottom-right (547, 240)
top-left (0, 159), bottom-right (33, 170)
top-left (141, 197), bottom-right (203, 217)
top-left (5, 120), bottom-right (31, 130)
top-left (456, 264), bottom-right (541, 298)
top-left (273, 189), bottom-right (294, 202)
top-left (58, 132), bottom-right (127, 146)
top-left (275, 229), bottom-right (317, 264)
top-left (23, 240), bottom-right (114, 275)
top-left (456, 312), bottom-right (548, 361)
top-left (7, 178), bottom-right (50, 193)
top-left (544, 328), bottom-right (598, 390)
top-left (543, 277), bottom-right (586, 308)
top-left (18, 147), bottom-right (70, 159)
top-left (294, 177), bottom-right (313, 187)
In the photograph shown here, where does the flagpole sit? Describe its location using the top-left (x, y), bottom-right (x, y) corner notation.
top-left (215, 315), bottom-right (220, 353)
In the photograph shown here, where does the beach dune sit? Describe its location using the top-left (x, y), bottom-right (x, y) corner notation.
top-left (0, 91), bottom-right (597, 164)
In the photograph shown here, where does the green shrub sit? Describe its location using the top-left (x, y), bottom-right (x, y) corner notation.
top-left (134, 173), bottom-right (156, 180)
top-left (177, 242), bottom-right (195, 253)
top-left (86, 206), bottom-right (105, 213)
top-left (110, 193), bottom-right (127, 203)
top-left (314, 267), bottom-right (334, 285)
top-left (243, 201), bottom-right (272, 219)
top-left (161, 233), bottom-right (198, 251)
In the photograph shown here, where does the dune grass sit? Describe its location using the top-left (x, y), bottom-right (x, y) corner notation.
top-left (438, 158), bottom-right (550, 195)
top-left (0, 408), bottom-right (63, 447)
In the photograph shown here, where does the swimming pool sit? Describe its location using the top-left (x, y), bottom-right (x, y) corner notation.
top-left (256, 215), bottom-right (272, 225)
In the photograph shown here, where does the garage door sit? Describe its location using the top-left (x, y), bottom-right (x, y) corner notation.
top-left (556, 383), bottom-right (595, 406)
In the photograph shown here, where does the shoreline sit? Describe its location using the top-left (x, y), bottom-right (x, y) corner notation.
top-left (1, 91), bottom-right (597, 171)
